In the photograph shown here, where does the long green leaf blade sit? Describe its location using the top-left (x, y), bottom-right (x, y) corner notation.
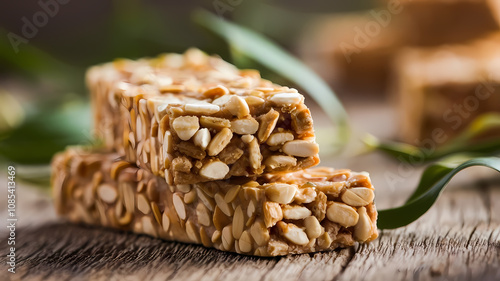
top-left (378, 157), bottom-right (500, 229)
top-left (192, 10), bottom-right (350, 149)
top-left (364, 113), bottom-right (500, 162)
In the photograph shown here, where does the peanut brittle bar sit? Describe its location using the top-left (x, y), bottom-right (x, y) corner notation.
top-left (87, 49), bottom-right (319, 184)
top-left (395, 33), bottom-right (500, 144)
top-left (52, 148), bottom-right (378, 256)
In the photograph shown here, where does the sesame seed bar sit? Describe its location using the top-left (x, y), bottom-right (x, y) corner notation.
top-left (52, 148), bottom-right (378, 256)
top-left (87, 49), bottom-right (320, 185)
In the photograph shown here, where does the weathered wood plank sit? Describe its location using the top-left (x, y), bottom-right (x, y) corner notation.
top-left (1, 178), bottom-right (499, 281)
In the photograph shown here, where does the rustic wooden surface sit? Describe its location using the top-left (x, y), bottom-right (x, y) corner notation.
top-left (1, 102), bottom-right (499, 281)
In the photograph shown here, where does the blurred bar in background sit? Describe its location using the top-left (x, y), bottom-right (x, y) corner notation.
top-left (298, 0), bottom-right (500, 144)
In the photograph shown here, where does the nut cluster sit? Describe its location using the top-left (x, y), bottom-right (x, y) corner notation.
top-left (52, 150), bottom-right (378, 257)
top-left (123, 83), bottom-right (319, 185)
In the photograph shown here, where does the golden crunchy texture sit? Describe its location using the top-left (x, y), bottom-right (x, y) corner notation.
top-left (87, 49), bottom-right (319, 184)
top-left (52, 148), bottom-right (378, 256)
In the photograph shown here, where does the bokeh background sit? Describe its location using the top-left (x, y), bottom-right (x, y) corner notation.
top-left (1, 0), bottom-right (499, 177)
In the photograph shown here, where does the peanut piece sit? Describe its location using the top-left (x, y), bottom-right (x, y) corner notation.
top-left (207, 128), bottom-right (233, 156)
top-left (326, 202), bottom-right (359, 227)
top-left (264, 155), bottom-right (297, 170)
top-left (282, 205), bottom-right (312, 220)
top-left (282, 140), bottom-right (319, 157)
top-left (263, 202), bottom-right (283, 228)
top-left (199, 161), bottom-right (229, 180)
top-left (341, 187), bottom-right (374, 207)
top-left (172, 116), bottom-right (199, 141)
top-left (258, 109), bottom-right (279, 142)
top-left (248, 138), bottom-right (262, 171)
top-left (193, 128), bottom-right (211, 150)
top-left (184, 103), bottom-right (220, 115)
top-left (265, 184), bottom-right (297, 204)
top-left (304, 216), bottom-right (322, 239)
top-left (270, 92), bottom-right (304, 105)
top-left (266, 132), bottom-right (294, 146)
top-left (231, 117), bottom-right (259, 135)
top-left (354, 207), bottom-right (374, 242)
top-left (277, 221), bottom-right (309, 246)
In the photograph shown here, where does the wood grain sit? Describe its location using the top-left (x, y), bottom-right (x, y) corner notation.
top-left (1, 175), bottom-right (499, 281)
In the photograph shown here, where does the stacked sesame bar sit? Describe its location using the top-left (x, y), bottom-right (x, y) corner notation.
top-left (52, 49), bottom-right (378, 256)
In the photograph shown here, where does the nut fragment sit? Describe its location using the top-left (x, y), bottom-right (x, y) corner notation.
top-left (270, 92), bottom-right (304, 105)
top-left (304, 216), bottom-right (322, 239)
top-left (222, 225), bottom-right (234, 250)
top-left (177, 184), bottom-right (191, 193)
top-left (231, 117), bottom-right (259, 135)
top-left (244, 96), bottom-right (265, 107)
top-left (203, 85), bottom-right (229, 97)
top-left (265, 184), bottom-right (297, 204)
top-left (268, 240), bottom-right (289, 256)
top-left (184, 103), bottom-right (220, 115)
top-left (238, 230), bottom-right (253, 253)
top-left (162, 212), bottom-right (170, 233)
top-left (277, 221), bottom-right (309, 246)
top-left (200, 116), bottom-right (231, 129)
top-left (354, 207), bottom-right (374, 242)
top-left (97, 184), bottom-right (117, 204)
top-left (199, 161), bottom-right (229, 180)
top-left (317, 231), bottom-right (332, 249)
top-left (224, 185), bottom-right (240, 203)
top-left (248, 138), bottom-right (262, 171)
top-left (250, 219), bottom-right (270, 246)
top-left (232, 206), bottom-right (244, 239)
top-left (241, 134), bottom-right (254, 144)
top-left (142, 216), bottom-right (158, 237)
top-left (207, 128), bottom-right (233, 156)
top-left (186, 221), bottom-right (200, 243)
top-left (341, 188), bottom-right (375, 207)
top-left (258, 109), bottom-right (279, 142)
top-left (184, 190), bottom-right (197, 204)
top-left (173, 193), bottom-right (186, 220)
top-left (264, 155), bottom-right (297, 170)
top-left (172, 116), bottom-right (199, 141)
top-left (111, 161), bottom-right (132, 180)
top-left (282, 205), bottom-right (312, 220)
top-left (263, 202), bottom-right (283, 228)
top-left (293, 187), bottom-right (316, 204)
top-left (282, 140), bottom-right (319, 157)
top-left (193, 128), bottom-right (211, 150)
top-left (196, 188), bottom-right (216, 211)
top-left (220, 95), bottom-right (250, 118)
top-left (326, 202), bottom-right (359, 227)
top-left (213, 206), bottom-right (231, 230)
top-left (212, 230), bottom-right (221, 243)
top-left (137, 194), bottom-right (151, 215)
top-left (215, 193), bottom-right (233, 217)
top-left (196, 203), bottom-right (212, 226)
top-left (266, 132), bottom-right (294, 146)
top-left (151, 202), bottom-right (162, 225)
top-left (199, 227), bottom-right (212, 247)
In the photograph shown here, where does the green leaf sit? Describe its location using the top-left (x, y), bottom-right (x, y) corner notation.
top-left (378, 157), bottom-right (500, 229)
top-left (0, 102), bottom-right (92, 164)
top-left (192, 10), bottom-right (350, 150)
top-left (364, 113), bottom-right (500, 162)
